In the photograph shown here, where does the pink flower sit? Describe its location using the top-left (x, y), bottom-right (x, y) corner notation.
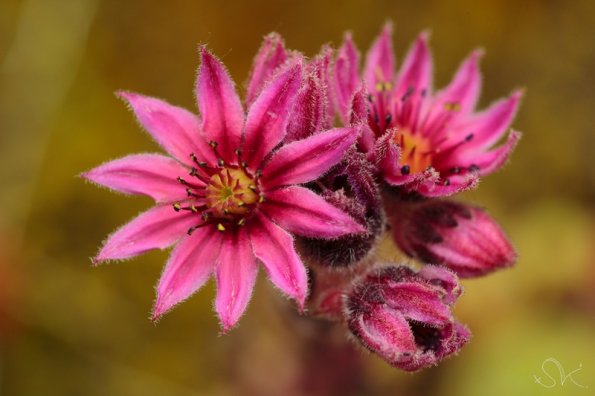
top-left (345, 265), bottom-right (469, 371)
top-left (83, 48), bottom-right (365, 331)
top-left (333, 23), bottom-right (522, 196)
top-left (389, 199), bottom-right (516, 278)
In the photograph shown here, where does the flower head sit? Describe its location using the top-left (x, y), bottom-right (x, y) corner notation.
top-left (83, 47), bottom-right (364, 331)
top-left (345, 265), bottom-right (469, 371)
top-left (389, 198), bottom-right (517, 277)
top-left (333, 23), bottom-right (522, 196)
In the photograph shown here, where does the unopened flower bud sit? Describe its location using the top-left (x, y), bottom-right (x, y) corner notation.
top-left (344, 265), bottom-right (470, 371)
top-left (390, 200), bottom-right (516, 278)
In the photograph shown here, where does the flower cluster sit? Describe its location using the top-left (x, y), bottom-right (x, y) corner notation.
top-left (83, 23), bottom-right (521, 371)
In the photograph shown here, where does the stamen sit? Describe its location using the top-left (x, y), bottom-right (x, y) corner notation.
top-left (385, 113), bottom-right (392, 126)
top-left (173, 202), bottom-right (182, 212)
top-left (450, 167), bottom-right (461, 174)
top-left (217, 223), bottom-right (226, 232)
top-left (468, 164), bottom-right (480, 172)
top-left (401, 86), bottom-right (415, 102)
top-left (237, 218), bottom-right (246, 226)
top-left (187, 223), bottom-right (209, 235)
top-left (401, 165), bottom-right (411, 175)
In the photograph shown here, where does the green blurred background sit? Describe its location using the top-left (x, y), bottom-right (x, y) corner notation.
top-left (1, 0), bottom-right (594, 395)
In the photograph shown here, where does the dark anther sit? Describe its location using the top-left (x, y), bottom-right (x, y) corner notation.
top-left (235, 148), bottom-right (242, 156)
top-left (173, 203), bottom-right (181, 212)
top-left (468, 164), bottom-right (480, 172)
top-left (401, 165), bottom-right (411, 175)
top-left (209, 141), bottom-right (218, 148)
top-left (450, 167), bottom-right (461, 174)
top-left (443, 179), bottom-right (451, 186)
top-left (217, 158), bottom-right (225, 167)
top-left (465, 133), bottom-right (474, 142)
top-left (255, 170), bottom-right (262, 178)
top-left (367, 94), bottom-right (374, 102)
top-left (373, 113), bottom-right (380, 124)
top-left (402, 86), bottom-right (415, 102)
top-left (385, 113), bottom-right (392, 125)
top-left (241, 161), bottom-right (248, 169)
top-left (201, 212), bottom-right (209, 221)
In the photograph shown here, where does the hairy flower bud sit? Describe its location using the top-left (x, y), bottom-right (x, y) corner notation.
top-left (390, 199), bottom-right (516, 278)
top-left (300, 152), bottom-right (384, 267)
top-left (345, 265), bottom-right (469, 371)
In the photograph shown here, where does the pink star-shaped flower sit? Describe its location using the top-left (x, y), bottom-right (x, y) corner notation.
top-left (83, 48), bottom-right (364, 331)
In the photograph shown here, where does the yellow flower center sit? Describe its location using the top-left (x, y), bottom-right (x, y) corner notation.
top-left (395, 129), bottom-right (432, 175)
top-left (205, 167), bottom-right (259, 218)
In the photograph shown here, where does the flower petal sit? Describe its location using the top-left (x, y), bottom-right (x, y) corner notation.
top-left (363, 23), bottom-right (395, 90)
top-left (432, 49), bottom-right (483, 115)
top-left (262, 186), bottom-right (365, 238)
top-left (248, 213), bottom-right (308, 309)
top-left (82, 154), bottom-right (192, 203)
top-left (286, 49), bottom-right (332, 142)
top-left (394, 31), bottom-right (433, 100)
top-left (95, 205), bottom-right (198, 263)
top-left (466, 130), bottom-right (521, 176)
top-left (215, 227), bottom-right (258, 331)
top-left (245, 32), bottom-right (289, 107)
top-left (243, 62), bottom-right (303, 169)
top-left (333, 32), bottom-right (361, 123)
top-left (261, 127), bottom-right (357, 188)
top-left (455, 90), bottom-right (522, 150)
top-left (153, 225), bottom-right (221, 319)
top-left (118, 92), bottom-right (216, 167)
top-left (197, 48), bottom-right (245, 160)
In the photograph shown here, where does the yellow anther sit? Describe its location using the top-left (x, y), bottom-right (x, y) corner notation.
top-left (173, 203), bottom-right (181, 211)
top-left (237, 218), bottom-right (246, 226)
top-left (217, 223), bottom-right (226, 232)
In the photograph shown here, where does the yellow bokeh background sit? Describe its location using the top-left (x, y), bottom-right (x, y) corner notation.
top-left (1, 0), bottom-right (594, 395)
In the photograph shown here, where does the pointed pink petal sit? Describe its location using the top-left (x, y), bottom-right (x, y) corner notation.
top-left (242, 62), bottom-right (303, 169)
top-left (261, 127), bottom-right (357, 189)
top-left (286, 49), bottom-right (332, 142)
top-left (246, 32), bottom-right (288, 107)
top-left (333, 32), bottom-right (361, 123)
top-left (468, 130), bottom-right (521, 176)
top-left (350, 86), bottom-right (375, 153)
top-left (261, 186), bottom-right (365, 238)
top-left (394, 31), bottom-right (433, 99)
top-left (384, 282), bottom-right (452, 326)
top-left (455, 90), bottom-right (522, 149)
top-left (363, 23), bottom-right (395, 90)
top-left (215, 227), bottom-right (258, 331)
top-left (95, 205), bottom-right (198, 263)
top-left (197, 48), bottom-right (245, 161)
top-left (82, 154), bottom-right (192, 203)
top-left (118, 92), bottom-right (216, 167)
top-left (431, 49), bottom-right (483, 115)
top-left (153, 225), bottom-right (221, 319)
top-left (248, 213), bottom-right (308, 309)
top-left (415, 175), bottom-right (479, 197)
top-left (373, 130), bottom-right (414, 186)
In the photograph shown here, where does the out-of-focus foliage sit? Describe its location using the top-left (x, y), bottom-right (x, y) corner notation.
top-left (1, 0), bottom-right (594, 395)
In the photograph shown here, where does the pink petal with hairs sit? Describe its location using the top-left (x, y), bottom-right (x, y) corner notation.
top-left (95, 205), bottom-right (197, 263)
top-left (243, 62), bottom-right (303, 169)
top-left (118, 92), bottom-right (216, 167)
top-left (248, 213), bottom-right (307, 309)
top-left (153, 226), bottom-right (222, 319)
top-left (82, 154), bottom-right (192, 203)
top-left (197, 48), bottom-right (245, 160)
top-left (215, 227), bottom-right (258, 331)
top-left (262, 127), bottom-right (357, 188)
top-left (262, 186), bottom-right (365, 238)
